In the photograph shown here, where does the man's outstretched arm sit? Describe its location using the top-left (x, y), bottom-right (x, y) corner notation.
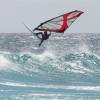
top-left (35, 32), bottom-right (42, 40)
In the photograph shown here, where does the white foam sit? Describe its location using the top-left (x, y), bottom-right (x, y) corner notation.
top-left (1, 81), bottom-right (100, 91)
top-left (54, 61), bottom-right (94, 74)
top-left (36, 50), bottom-right (56, 61)
top-left (79, 44), bottom-right (90, 53)
top-left (0, 55), bottom-right (11, 70)
top-left (0, 52), bottom-right (22, 71)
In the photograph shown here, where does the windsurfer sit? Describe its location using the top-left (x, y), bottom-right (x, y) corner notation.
top-left (35, 31), bottom-right (51, 46)
top-left (24, 10), bottom-right (83, 47)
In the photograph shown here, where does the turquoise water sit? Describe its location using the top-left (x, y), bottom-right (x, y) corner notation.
top-left (0, 33), bottom-right (100, 100)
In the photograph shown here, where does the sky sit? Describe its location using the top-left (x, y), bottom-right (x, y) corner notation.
top-left (0, 0), bottom-right (100, 33)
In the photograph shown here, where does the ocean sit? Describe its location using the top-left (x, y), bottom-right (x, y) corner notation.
top-left (0, 33), bottom-right (100, 100)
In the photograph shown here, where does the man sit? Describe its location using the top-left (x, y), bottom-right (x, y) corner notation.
top-left (23, 24), bottom-right (51, 46)
top-left (35, 31), bottom-right (51, 46)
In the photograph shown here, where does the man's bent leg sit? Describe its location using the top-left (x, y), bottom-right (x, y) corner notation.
top-left (39, 39), bottom-right (44, 46)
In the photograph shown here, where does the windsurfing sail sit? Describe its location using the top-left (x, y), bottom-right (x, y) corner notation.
top-left (33, 10), bottom-right (84, 33)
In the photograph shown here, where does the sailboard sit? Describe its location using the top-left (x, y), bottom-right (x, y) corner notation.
top-left (33, 10), bottom-right (84, 33)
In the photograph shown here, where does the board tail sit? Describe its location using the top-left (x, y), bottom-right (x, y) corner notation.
top-left (23, 23), bottom-right (36, 35)
top-left (23, 23), bottom-right (42, 41)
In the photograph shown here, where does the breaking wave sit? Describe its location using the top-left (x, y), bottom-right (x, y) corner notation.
top-left (0, 51), bottom-right (100, 84)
